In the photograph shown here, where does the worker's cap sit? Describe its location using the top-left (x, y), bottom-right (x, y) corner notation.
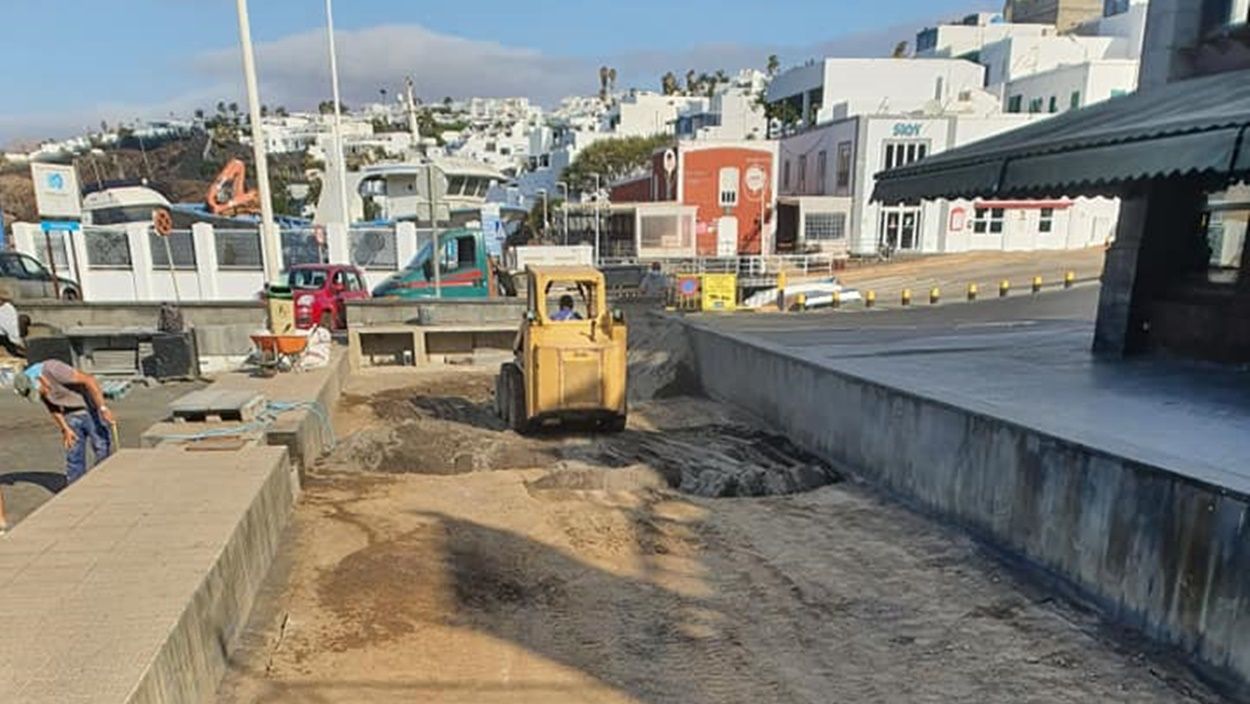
top-left (11, 363), bottom-right (42, 401)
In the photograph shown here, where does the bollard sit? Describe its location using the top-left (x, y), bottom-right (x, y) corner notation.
top-left (831, 290), bottom-right (842, 309)
top-left (795, 293), bottom-right (807, 312)
top-left (999, 279), bottom-right (1010, 298)
top-left (901, 288), bottom-right (912, 306)
top-left (967, 283), bottom-right (978, 301)
top-left (865, 290), bottom-right (876, 309)
top-left (1032, 275), bottom-right (1043, 294)
top-left (929, 287), bottom-right (941, 305)
top-left (1064, 271), bottom-right (1076, 289)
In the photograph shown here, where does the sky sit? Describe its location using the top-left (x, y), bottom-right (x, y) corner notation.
top-left (0, 0), bottom-right (980, 146)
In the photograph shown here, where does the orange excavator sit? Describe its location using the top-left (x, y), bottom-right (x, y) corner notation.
top-left (205, 158), bottom-right (261, 217)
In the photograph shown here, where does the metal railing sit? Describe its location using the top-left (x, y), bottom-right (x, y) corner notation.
top-left (599, 253), bottom-right (840, 278)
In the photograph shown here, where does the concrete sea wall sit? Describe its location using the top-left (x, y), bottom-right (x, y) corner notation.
top-left (684, 323), bottom-right (1250, 694)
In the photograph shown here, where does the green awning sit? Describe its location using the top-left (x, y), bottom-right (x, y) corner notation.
top-left (872, 69), bottom-right (1250, 204)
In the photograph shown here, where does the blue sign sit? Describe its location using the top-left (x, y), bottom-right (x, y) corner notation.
top-left (892, 123), bottom-right (923, 138)
top-left (481, 204), bottom-right (504, 257)
top-left (40, 220), bottom-right (81, 233)
top-left (47, 173), bottom-right (65, 191)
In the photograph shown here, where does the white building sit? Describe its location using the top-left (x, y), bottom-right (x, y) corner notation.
top-left (915, 13), bottom-right (1054, 59)
top-left (674, 70), bottom-right (769, 141)
top-left (606, 92), bottom-right (707, 137)
top-left (766, 58), bottom-right (989, 128)
top-left (776, 111), bottom-right (1119, 256)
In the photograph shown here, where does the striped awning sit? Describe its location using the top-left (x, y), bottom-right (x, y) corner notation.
top-left (872, 69), bottom-right (1250, 204)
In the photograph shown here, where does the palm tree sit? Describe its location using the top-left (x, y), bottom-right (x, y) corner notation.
top-left (686, 70), bottom-right (697, 95)
top-left (193, 109), bottom-right (205, 121)
top-left (599, 66), bottom-right (610, 101)
top-left (216, 101), bottom-right (227, 116)
top-left (380, 87), bottom-right (388, 103)
top-left (767, 54), bottom-right (780, 77)
top-left (661, 71), bottom-right (680, 96)
top-left (892, 41), bottom-right (909, 58)
top-left (608, 67), bottom-right (618, 94)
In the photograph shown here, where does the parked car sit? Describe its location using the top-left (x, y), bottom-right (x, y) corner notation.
top-left (0, 251), bottom-right (81, 300)
top-left (287, 264), bottom-right (370, 330)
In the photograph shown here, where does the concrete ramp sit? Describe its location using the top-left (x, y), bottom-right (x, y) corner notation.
top-left (0, 446), bottom-right (294, 702)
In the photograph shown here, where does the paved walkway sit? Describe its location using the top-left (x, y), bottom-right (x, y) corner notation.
top-left (0, 447), bottom-right (290, 702)
top-left (694, 290), bottom-right (1250, 496)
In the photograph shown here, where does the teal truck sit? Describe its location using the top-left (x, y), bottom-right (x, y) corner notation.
top-left (371, 227), bottom-right (503, 299)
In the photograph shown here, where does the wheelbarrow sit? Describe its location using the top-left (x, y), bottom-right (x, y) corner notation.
top-left (250, 333), bottom-right (309, 376)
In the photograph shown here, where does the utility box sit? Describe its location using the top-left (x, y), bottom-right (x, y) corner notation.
top-left (700, 273), bottom-right (738, 312)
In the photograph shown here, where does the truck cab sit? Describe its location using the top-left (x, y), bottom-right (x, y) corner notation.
top-left (288, 264), bottom-right (370, 330)
top-left (371, 227), bottom-right (494, 299)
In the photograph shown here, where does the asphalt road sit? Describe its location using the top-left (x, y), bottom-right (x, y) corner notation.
top-left (699, 284), bottom-right (1099, 340)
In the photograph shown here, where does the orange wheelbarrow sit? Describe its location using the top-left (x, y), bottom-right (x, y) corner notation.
top-left (250, 333), bottom-right (309, 375)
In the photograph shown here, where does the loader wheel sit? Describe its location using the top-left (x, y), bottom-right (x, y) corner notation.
top-left (504, 363), bottom-right (530, 434)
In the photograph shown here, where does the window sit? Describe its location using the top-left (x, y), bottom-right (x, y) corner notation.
top-left (1028, 98), bottom-right (1044, 114)
top-left (973, 207), bottom-right (1005, 234)
top-left (1104, 0), bottom-right (1130, 16)
top-left (1201, 0), bottom-right (1250, 35)
top-left (805, 212), bottom-right (847, 241)
top-left (1007, 95), bottom-right (1023, 113)
top-left (1048, 96), bottom-right (1059, 113)
top-left (816, 151), bottom-right (828, 192)
top-left (347, 271), bottom-right (365, 291)
top-left (882, 141), bottom-right (929, 171)
top-left (1204, 209), bottom-right (1248, 284)
top-left (783, 159), bottom-right (791, 190)
top-left (1039, 207), bottom-right (1055, 233)
top-left (89, 205), bottom-right (163, 226)
top-left (797, 155), bottom-right (807, 194)
top-left (216, 230), bottom-right (264, 270)
top-left (150, 230), bottom-right (196, 269)
top-left (835, 142), bottom-right (853, 191)
top-left (19, 255), bottom-right (46, 277)
top-left (718, 167), bottom-right (740, 207)
top-left (290, 268), bottom-right (327, 289)
top-left (86, 229), bottom-right (132, 269)
top-left (1070, 91), bottom-right (1082, 109)
top-left (349, 228), bottom-right (399, 270)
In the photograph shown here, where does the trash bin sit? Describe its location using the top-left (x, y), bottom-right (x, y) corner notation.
top-left (265, 282), bottom-right (296, 334)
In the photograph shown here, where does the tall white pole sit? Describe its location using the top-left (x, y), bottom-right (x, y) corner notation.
top-left (593, 173), bottom-right (601, 265)
top-left (235, 0), bottom-right (281, 281)
top-left (324, 0), bottom-right (352, 232)
top-left (557, 181), bottom-right (569, 245)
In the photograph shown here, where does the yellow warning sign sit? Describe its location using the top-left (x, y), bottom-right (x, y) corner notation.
top-left (700, 274), bottom-right (737, 312)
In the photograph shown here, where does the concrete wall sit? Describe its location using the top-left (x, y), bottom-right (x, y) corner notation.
top-left (346, 298), bottom-right (526, 327)
top-left (685, 323), bottom-right (1250, 693)
top-left (16, 300), bottom-right (266, 358)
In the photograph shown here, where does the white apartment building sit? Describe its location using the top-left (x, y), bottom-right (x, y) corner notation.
top-left (606, 92), bottom-right (707, 137)
top-left (767, 58), bottom-right (988, 128)
top-left (915, 13), bottom-right (1054, 59)
top-left (768, 58), bottom-right (1118, 256)
top-left (675, 72), bottom-right (769, 141)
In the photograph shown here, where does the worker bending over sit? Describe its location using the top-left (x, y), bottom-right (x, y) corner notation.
top-left (13, 360), bottom-right (115, 484)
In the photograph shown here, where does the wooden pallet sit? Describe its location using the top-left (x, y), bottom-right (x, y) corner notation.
top-left (101, 379), bottom-right (133, 400)
top-left (168, 390), bottom-right (265, 423)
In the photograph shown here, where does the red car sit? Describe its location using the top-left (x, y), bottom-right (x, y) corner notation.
top-left (288, 264), bottom-right (371, 330)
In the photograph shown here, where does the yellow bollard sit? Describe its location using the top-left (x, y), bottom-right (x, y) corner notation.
top-left (865, 290), bottom-right (876, 309)
top-left (901, 288), bottom-right (912, 306)
top-left (831, 290), bottom-right (842, 309)
top-left (776, 270), bottom-right (788, 311)
top-left (929, 287), bottom-right (941, 305)
top-left (795, 293), bottom-right (807, 312)
top-left (1032, 275), bottom-right (1043, 294)
top-left (999, 279), bottom-right (1010, 298)
top-left (967, 283), bottom-right (978, 301)
top-left (1064, 271), bottom-right (1076, 289)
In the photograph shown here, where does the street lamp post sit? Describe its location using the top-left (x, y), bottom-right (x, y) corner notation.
top-left (234, 0), bottom-right (281, 282)
top-left (556, 181), bottom-right (569, 245)
top-left (592, 174), bottom-right (601, 265)
top-left (324, 0), bottom-right (352, 232)
top-left (537, 189), bottom-right (549, 240)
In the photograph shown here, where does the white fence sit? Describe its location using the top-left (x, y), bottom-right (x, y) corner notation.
top-left (11, 221), bottom-right (417, 302)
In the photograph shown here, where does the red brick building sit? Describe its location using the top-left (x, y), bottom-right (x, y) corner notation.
top-left (610, 141), bottom-right (779, 256)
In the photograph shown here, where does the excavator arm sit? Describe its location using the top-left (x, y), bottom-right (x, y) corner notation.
top-left (205, 158), bottom-right (261, 217)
